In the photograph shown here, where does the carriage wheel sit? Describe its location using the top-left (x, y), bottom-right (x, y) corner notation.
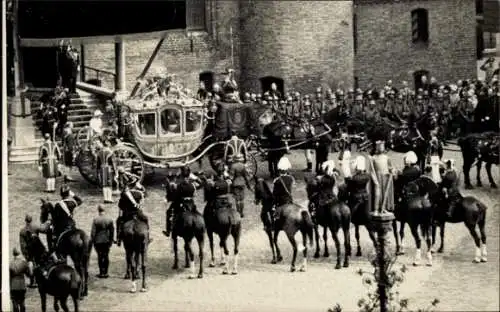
top-left (112, 145), bottom-right (145, 183)
top-left (75, 149), bottom-right (100, 185)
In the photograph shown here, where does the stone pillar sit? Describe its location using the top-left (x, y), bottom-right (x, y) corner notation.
top-left (496, 33), bottom-right (500, 58)
top-left (115, 41), bottom-right (126, 92)
top-left (10, 94), bottom-right (35, 147)
top-left (80, 44), bottom-right (85, 82)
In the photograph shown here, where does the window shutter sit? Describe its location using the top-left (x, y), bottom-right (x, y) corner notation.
top-left (411, 11), bottom-right (420, 42)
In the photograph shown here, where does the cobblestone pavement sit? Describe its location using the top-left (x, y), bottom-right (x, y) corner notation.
top-left (8, 149), bottom-right (499, 311)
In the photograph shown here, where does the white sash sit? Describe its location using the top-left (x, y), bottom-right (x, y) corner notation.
top-left (58, 200), bottom-right (72, 217)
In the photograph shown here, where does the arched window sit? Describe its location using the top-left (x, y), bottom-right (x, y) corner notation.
top-left (199, 71), bottom-right (214, 92)
top-left (411, 8), bottom-right (429, 43)
top-left (413, 70), bottom-right (430, 90)
top-left (259, 76), bottom-right (284, 96)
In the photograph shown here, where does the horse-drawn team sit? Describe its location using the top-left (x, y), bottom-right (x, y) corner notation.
top-left (12, 69), bottom-right (499, 312)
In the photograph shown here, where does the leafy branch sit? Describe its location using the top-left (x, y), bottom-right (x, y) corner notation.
top-left (329, 253), bottom-right (440, 312)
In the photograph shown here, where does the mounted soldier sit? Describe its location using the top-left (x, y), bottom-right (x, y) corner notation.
top-left (344, 155), bottom-right (371, 216)
top-left (38, 133), bottom-right (62, 193)
top-left (395, 151), bottom-right (421, 203)
top-left (229, 153), bottom-right (251, 218)
top-left (97, 139), bottom-right (115, 203)
top-left (62, 122), bottom-right (76, 182)
top-left (440, 159), bottom-right (460, 218)
top-left (368, 140), bottom-right (394, 213)
top-left (203, 163), bottom-right (233, 225)
top-left (163, 166), bottom-right (201, 237)
top-left (115, 167), bottom-right (151, 246)
top-left (272, 156), bottom-right (295, 217)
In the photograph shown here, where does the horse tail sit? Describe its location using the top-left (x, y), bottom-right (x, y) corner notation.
top-left (301, 210), bottom-right (314, 247)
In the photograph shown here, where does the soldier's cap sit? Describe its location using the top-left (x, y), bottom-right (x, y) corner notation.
top-left (117, 166), bottom-right (126, 173)
top-left (256, 94), bottom-right (262, 98)
top-left (13, 247), bottom-right (20, 256)
top-left (25, 214), bottom-right (32, 223)
top-left (286, 96), bottom-right (293, 101)
top-left (64, 121), bottom-right (74, 128)
top-left (369, 100), bottom-right (376, 105)
top-left (355, 88), bottom-right (362, 94)
top-left (416, 95), bottom-right (423, 100)
top-left (304, 94), bottom-right (310, 99)
top-left (44, 133), bottom-right (50, 139)
top-left (98, 205), bottom-right (105, 213)
top-left (375, 140), bottom-right (385, 145)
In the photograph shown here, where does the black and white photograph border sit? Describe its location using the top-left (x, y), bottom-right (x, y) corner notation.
top-left (2, 0), bottom-right (500, 311)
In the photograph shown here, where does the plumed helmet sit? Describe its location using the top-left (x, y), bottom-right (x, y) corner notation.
top-left (94, 109), bottom-right (103, 117)
top-left (321, 160), bottom-right (336, 176)
top-left (404, 151), bottom-right (418, 165)
top-left (60, 185), bottom-right (70, 197)
top-left (355, 155), bottom-right (366, 171)
top-left (277, 156), bottom-right (291, 171)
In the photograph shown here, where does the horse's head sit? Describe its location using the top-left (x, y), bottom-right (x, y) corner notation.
top-left (39, 198), bottom-right (54, 224)
top-left (254, 177), bottom-right (271, 205)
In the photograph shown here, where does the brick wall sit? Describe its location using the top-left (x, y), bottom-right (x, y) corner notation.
top-left (239, 1), bottom-right (355, 94)
top-left (83, 0), bottom-right (240, 94)
top-left (354, 0), bottom-right (477, 89)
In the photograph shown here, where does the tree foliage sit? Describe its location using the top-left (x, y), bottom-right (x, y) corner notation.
top-left (329, 255), bottom-right (440, 312)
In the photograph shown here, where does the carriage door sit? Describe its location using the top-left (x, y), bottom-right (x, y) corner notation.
top-left (260, 76), bottom-right (284, 96)
top-left (413, 70), bottom-right (429, 91)
top-left (199, 71), bottom-right (215, 92)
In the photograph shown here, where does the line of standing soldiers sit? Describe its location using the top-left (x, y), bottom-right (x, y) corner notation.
top-left (197, 76), bottom-right (500, 136)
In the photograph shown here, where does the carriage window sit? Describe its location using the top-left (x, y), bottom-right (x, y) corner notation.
top-left (137, 113), bottom-right (156, 136)
top-left (185, 109), bottom-right (203, 133)
top-left (160, 108), bottom-right (181, 135)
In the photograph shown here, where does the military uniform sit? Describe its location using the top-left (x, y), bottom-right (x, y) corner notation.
top-left (90, 207), bottom-right (114, 278)
top-left (345, 168), bottom-right (371, 214)
top-left (19, 216), bottom-right (37, 288)
top-left (272, 173), bottom-right (295, 208)
top-left (164, 175), bottom-right (198, 237)
top-left (10, 250), bottom-right (31, 312)
top-left (229, 158), bottom-right (251, 217)
top-left (441, 167), bottom-right (460, 218)
top-left (38, 136), bottom-right (61, 192)
top-left (317, 175), bottom-right (336, 207)
top-left (97, 145), bottom-right (115, 203)
top-left (53, 189), bottom-right (83, 240)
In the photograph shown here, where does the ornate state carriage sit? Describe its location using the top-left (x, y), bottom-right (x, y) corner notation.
top-left (74, 88), bottom-right (259, 185)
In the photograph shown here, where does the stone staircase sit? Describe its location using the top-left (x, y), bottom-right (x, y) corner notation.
top-left (9, 90), bottom-right (103, 163)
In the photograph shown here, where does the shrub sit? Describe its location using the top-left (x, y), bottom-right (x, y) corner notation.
top-left (329, 254), bottom-right (440, 312)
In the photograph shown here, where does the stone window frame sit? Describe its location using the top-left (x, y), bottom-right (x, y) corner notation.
top-left (411, 8), bottom-right (430, 44)
top-left (186, 0), bottom-right (207, 31)
top-left (259, 76), bottom-right (285, 97)
top-left (199, 71), bottom-right (215, 92)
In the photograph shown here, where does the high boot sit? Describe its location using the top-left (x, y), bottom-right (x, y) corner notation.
top-left (45, 179), bottom-right (51, 192)
top-left (163, 209), bottom-right (173, 237)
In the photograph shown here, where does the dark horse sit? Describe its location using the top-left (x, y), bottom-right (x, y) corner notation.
top-left (202, 178), bottom-right (242, 274)
top-left (118, 189), bottom-right (149, 292)
top-left (254, 177), bottom-right (282, 264)
top-left (26, 231), bottom-right (81, 312)
top-left (40, 199), bottom-right (90, 299)
top-left (430, 188), bottom-right (488, 263)
top-left (262, 117), bottom-right (332, 177)
top-left (305, 176), bottom-right (351, 269)
top-left (458, 132), bottom-right (499, 189)
top-left (395, 177), bottom-right (439, 266)
top-left (165, 174), bottom-right (205, 279)
top-left (254, 178), bottom-right (314, 272)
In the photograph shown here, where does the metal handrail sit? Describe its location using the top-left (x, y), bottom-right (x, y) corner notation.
top-left (83, 65), bottom-right (116, 82)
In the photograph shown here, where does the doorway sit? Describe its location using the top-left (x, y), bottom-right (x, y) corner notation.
top-left (413, 70), bottom-right (430, 91)
top-left (199, 71), bottom-right (215, 92)
top-left (22, 47), bottom-right (59, 88)
top-left (259, 76), bottom-right (284, 95)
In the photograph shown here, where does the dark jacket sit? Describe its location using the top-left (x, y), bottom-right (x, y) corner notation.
top-left (91, 215), bottom-right (115, 245)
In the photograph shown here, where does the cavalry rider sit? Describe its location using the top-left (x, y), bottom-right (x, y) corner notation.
top-left (206, 163), bottom-right (234, 217)
top-left (316, 160), bottom-right (338, 208)
top-left (97, 139), bottom-right (115, 204)
top-left (62, 122), bottom-right (76, 182)
top-left (440, 159), bottom-right (460, 219)
top-left (163, 166), bottom-right (201, 237)
top-left (38, 133), bottom-right (62, 193)
top-left (272, 156), bottom-right (295, 218)
top-left (229, 154), bottom-right (252, 218)
top-left (369, 140), bottom-right (395, 213)
top-left (344, 156), bottom-right (371, 213)
top-left (115, 167), bottom-right (151, 246)
top-left (395, 151), bottom-right (421, 202)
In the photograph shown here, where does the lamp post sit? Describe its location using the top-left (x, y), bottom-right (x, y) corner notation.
top-left (370, 210), bottom-right (395, 312)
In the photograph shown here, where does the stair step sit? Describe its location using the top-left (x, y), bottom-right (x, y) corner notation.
top-left (68, 109), bottom-right (93, 116)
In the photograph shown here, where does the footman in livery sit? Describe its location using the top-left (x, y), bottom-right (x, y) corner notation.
top-left (38, 133), bottom-right (61, 193)
top-left (97, 139), bottom-right (116, 203)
